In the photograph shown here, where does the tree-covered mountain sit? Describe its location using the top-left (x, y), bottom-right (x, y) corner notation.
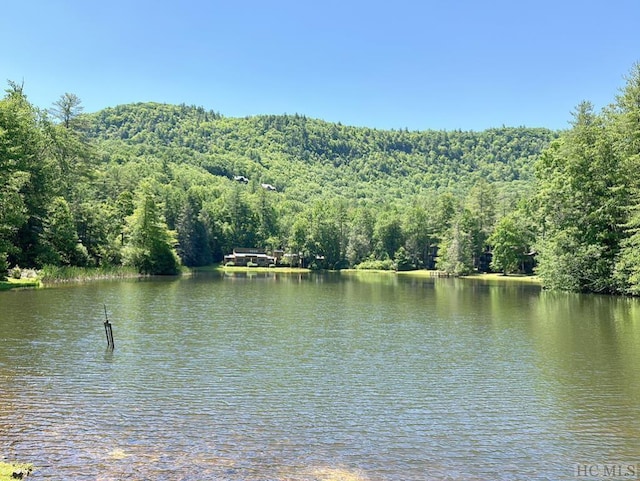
top-left (3, 90), bottom-right (557, 277)
top-left (84, 102), bottom-right (556, 202)
top-left (3, 62), bottom-right (639, 296)
top-left (77, 102), bottom-right (559, 272)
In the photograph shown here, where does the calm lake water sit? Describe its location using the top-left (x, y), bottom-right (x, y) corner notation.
top-left (1, 271), bottom-right (640, 480)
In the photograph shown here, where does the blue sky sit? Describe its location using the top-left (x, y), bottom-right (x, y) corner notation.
top-left (3, 0), bottom-right (640, 131)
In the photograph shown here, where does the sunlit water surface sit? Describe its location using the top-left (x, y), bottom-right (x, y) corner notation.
top-left (1, 271), bottom-right (640, 480)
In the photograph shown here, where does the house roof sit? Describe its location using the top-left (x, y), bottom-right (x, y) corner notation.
top-left (233, 247), bottom-right (267, 254)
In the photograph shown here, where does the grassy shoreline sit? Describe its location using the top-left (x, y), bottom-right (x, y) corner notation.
top-left (1, 264), bottom-right (541, 291)
top-left (0, 462), bottom-right (33, 480)
top-left (38, 265), bottom-right (142, 283)
top-left (459, 272), bottom-right (541, 284)
top-left (342, 269), bottom-right (541, 284)
top-left (0, 277), bottom-right (41, 291)
top-left (208, 265), bottom-right (310, 274)
top-left (1, 265), bottom-right (142, 291)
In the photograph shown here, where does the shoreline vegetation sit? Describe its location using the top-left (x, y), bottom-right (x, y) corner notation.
top-left (342, 269), bottom-right (541, 284)
top-left (2, 64), bottom-right (640, 295)
top-left (1, 265), bottom-right (541, 291)
top-left (195, 264), bottom-right (541, 285)
top-left (0, 277), bottom-right (41, 291)
top-left (38, 265), bottom-right (141, 283)
top-left (0, 462), bottom-right (33, 480)
top-left (0, 265), bottom-right (140, 290)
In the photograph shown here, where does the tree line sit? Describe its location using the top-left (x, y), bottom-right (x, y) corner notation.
top-left (1, 63), bottom-right (639, 294)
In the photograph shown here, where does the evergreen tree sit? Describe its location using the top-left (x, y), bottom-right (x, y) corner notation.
top-left (39, 196), bottom-right (89, 266)
top-left (614, 197), bottom-right (640, 295)
top-left (534, 102), bottom-right (625, 293)
top-left (346, 207), bottom-right (375, 266)
top-left (394, 246), bottom-right (414, 271)
top-left (613, 63), bottom-right (640, 294)
top-left (437, 218), bottom-right (474, 275)
top-left (123, 186), bottom-right (180, 275)
top-left (403, 204), bottom-right (437, 268)
top-left (49, 92), bottom-right (84, 129)
top-left (176, 194), bottom-right (212, 267)
top-left (0, 82), bottom-right (55, 267)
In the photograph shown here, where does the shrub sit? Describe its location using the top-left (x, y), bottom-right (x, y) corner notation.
top-left (355, 258), bottom-right (395, 270)
top-left (9, 266), bottom-right (22, 279)
top-left (0, 253), bottom-right (8, 281)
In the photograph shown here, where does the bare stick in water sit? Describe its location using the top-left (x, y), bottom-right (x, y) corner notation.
top-left (103, 304), bottom-right (115, 349)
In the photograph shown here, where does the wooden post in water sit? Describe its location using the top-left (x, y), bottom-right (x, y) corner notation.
top-left (103, 304), bottom-right (115, 350)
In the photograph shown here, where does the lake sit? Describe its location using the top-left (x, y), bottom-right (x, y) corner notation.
top-left (1, 271), bottom-right (640, 480)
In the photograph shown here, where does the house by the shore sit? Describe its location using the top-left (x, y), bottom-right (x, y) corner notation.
top-left (224, 248), bottom-right (276, 267)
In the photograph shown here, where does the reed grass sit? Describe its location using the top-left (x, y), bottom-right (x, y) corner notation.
top-left (39, 265), bottom-right (140, 283)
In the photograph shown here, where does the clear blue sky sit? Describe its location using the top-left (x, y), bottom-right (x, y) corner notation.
top-left (3, 0), bottom-right (639, 131)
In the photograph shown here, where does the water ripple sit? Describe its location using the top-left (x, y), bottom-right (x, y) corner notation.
top-left (1, 274), bottom-right (640, 480)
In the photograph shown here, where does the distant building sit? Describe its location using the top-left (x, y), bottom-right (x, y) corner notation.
top-left (283, 252), bottom-right (304, 268)
top-left (224, 248), bottom-right (276, 267)
top-left (272, 249), bottom-right (284, 263)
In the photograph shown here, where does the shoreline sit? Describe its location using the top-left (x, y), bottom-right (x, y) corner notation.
top-left (213, 265), bottom-right (310, 274)
top-left (0, 278), bottom-right (42, 291)
top-left (0, 462), bottom-right (33, 480)
top-left (459, 272), bottom-right (541, 284)
top-left (1, 265), bottom-right (541, 291)
top-left (341, 269), bottom-right (541, 284)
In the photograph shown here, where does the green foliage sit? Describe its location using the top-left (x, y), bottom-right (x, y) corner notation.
top-left (375, 211), bottom-right (405, 260)
top-left (74, 102), bottom-right (556, 275)
top-left (49, 92), bottom-right (84, 129)
top-left (488, 212), bottom-right (533, 275)
top-left (355, 257), bottom-right (395, 271)
top-left (346, 206), bottom-right (375, 266)
top-left (123, 187), bottom-right (180, 275)
top-left (39, 197), bottom-right (86, 266)
top-left (176, 193), bottom-right (212, 267)
top-left (0, 252), bottom-right (7, 280)
top-left (9, 266), bottom-right (22, 279)
top-left (394, 246), bottom-right (414, 271)
top-left (0, 87), bottom-right (559, 281)
top-left (24, 73), bottom-right (640, 297)
top-left (0, 84), bottom-right (47, 266)
top-left (614, 194), bottom-right (640, 295)
top-left (612, 63), bottom-right (640, 295)
top-left (533, 91), bottom-right (634, 293)
top-left (437, 219), bottom-right (474, 276)
top-left (82, 102), bottom-right (556, 202)
top-left (39, 264), bottom-right (138, 282)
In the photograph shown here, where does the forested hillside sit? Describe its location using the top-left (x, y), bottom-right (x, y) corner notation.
top-left (85, 103), bottom-right (554, 201)
top-left (2, 62), bottom-right (640, 295)
top-left (2, 89), bottom-right (554, 276)
top-left (81, 103), bottom-right (556, 272)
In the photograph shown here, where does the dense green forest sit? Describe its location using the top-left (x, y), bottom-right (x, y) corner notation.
top-left (1, 63), bottom-right (639, 294)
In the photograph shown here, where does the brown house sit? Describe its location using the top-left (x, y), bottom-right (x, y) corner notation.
top-left (224, 248), bottom-right (276, 267)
